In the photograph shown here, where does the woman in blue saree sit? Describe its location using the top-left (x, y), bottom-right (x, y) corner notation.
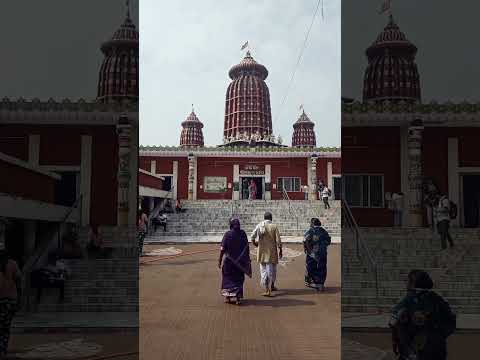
top-left (303, 218), bottom-right (331, 291)
top-left (218, 218), bottom-right (252, 305)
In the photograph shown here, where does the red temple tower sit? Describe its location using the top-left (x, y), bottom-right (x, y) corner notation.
top-left (363, 15), bottom-right (421, 103)
top-left (292, 109), bottom-right (316, 148)
top-left (180, 110), bottom-right (204, 148)
top-left (223, 51), bottom-right (278, 147)
top-left (97, 7), bottom-right (139, 103)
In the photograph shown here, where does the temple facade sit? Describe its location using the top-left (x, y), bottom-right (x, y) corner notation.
top-left (140, 51), bottom-right (340, 204)
top-left (343, 15), bottom-right (480, 228)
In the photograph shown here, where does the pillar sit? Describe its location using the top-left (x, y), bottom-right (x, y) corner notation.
top-left (80, 135), bottom-right (92, 226)
top-left (117, 115), bottom-right (132, 226)
top-left (233, 164), bottom-right (240, 200)
top-left (309, 155), bottom-right (318, 200)
top-left (188, 154), bottom-right (195, 200)
top-left (24, 220), bottom-right (36, 258)
top-left (265, 164), bottom-right (272, 200)
top-left (0, 218), bottom-right (6, 250)
top-left (448, 138), bottom-right (459, 227)
top-left (407, 119), bottom-right (424, 227)
top-left (172, 161), bottom-right (178, 200)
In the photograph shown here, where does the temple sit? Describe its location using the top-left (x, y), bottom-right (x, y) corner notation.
top-left (0, 5), bottom-right (139, 313)
top-left (139, 51), bottom-right (341, 205)
top-left (343, 14), bottom-right (480, 228)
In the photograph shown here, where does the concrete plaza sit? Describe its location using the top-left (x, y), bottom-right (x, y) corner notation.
top-left (140, 243), bottom-right (340, 360)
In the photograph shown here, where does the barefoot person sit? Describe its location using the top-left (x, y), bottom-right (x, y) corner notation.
top-left (389, 270), bottom-right (456, 360)
top-left (250, 212), bottom-right (282, 297)
top-left (303, 218), bottom-right (331, 291)
top-left (218, 218), bottom-right (251, 305)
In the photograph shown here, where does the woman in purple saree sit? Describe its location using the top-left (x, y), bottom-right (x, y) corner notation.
top-left (218, 218), bottom-right (252, 305)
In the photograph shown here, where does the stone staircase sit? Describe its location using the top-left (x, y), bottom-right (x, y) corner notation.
top-left (25, 257), bottom-right (139, 313)
top-left (22, 226), bottom-right (139, 313)
top-left (342, 228), bottom-right (480, 314)
top-left (146, 199), bottom-right (341, 240)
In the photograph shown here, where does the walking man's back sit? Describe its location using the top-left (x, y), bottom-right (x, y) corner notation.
top-left (250, 211), bottom-right (282, 297)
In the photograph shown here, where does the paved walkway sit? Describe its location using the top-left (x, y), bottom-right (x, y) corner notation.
top-left (140, 243), bottom-right (340, 360)
top-left (145, 235), bottom-right (341, 244)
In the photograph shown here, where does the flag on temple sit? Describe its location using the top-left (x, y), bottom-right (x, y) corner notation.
top-left (241, 41), bottom-right (249, 50)
top-left (379, 0), bottom-right (391, 14)
top-left (299, 104), bottom-right (304, 111)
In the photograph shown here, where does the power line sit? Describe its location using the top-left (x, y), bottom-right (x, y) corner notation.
top-left (274, 0), bottom-right (322, 125)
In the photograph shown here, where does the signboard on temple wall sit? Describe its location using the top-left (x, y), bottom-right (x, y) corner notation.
top-left (204, 176), bottom-right (227, 192)
top-left (239, 164), bottom-right (265, 176)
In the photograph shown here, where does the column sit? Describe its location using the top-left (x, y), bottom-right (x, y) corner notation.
top-left (116, 116), bottom-right (132, 226)
top-left (187, 154), bottom-right (195, 200)
top-left (24, 220), bottom-right (36, 258)
top-left (265, 164), bottom-right (272, 200)
top-left (407, 119), bottom-right (424, 227)
top-left (400, 125), bottom-right (410, 227)
top-left (28, 135), bottom-right (40, 166)
top-left (80, 135), bottom-right (92, 226)
top-left (309, 155), bottom-right (318, 200)
top-left (150, 160), bottom-right (156, 174)
top-left (172, 161), bottom-right (178, 200)
top-left (448, 138), bottom-right (459, 227)
top-left (193, 156), bottom-right (198, 200)
top-left (0, 218), bottom-right (6, 250)
top-left (327, 161), bottom-right (333, 189)
top-left (233, 164), bottom-right (240, 200)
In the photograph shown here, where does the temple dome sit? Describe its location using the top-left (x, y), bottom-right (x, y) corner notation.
top-left (292, 110), bottom-right (316, 148)
top-left (363, 15), bottom-right (421, 103)
top-left (180, 110), bottom-right (204, 148)
top-left (96, 8), bottom-right (139, 104)
top-left (223, 51), bottom-right (276, 146)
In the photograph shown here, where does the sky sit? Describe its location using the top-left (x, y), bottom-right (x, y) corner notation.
top-left (342, 0), bottom-right (480, 102)
top-left (140, 0), bottom-right (341, 147)
top-left (0, 0), bottom-right (137, 101)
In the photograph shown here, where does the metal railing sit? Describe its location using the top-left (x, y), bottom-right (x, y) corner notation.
top-left (21, 195), bottom-right (82, 312)
top-left (281, 188), bottom-right (299, 230)
top-left (342, 199), bottom-right (379, 308)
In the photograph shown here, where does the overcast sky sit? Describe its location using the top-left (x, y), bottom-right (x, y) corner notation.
top-left (0, 0), bottom-right (137, 101)
top-left (342, 0), bottom-right (480, 102)
top-left (140, 0), bottom-right (341, 147)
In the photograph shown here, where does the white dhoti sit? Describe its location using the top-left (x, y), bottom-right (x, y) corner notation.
top-left (259, 263), bottom-right (277, 288)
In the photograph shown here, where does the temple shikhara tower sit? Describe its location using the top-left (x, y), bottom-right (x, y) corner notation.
top-left (97, 6), bottom-right (139, 103)
top-left (180, 110), bottom-right (204, 148)
top-left (223, 51), bottom-right (279, 146)
top-left (363, 15), bottom-right (421, 103)
top-left (139, 49), bottom-right (340, 204)
top-left (292, 109), bottom-right (316, 148)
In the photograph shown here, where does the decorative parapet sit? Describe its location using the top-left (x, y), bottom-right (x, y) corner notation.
top-left (0, 97), bottom-right (138, 112)
top-left (342, 100), bottom-right (480, 114)
top-left (140, 145), bottom-right (340, 158)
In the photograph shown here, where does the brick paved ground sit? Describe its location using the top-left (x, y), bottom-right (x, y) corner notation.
top-left (343, 330), bottom-right (480, 360)
top-left (140, 243), bottom-right (340, 360)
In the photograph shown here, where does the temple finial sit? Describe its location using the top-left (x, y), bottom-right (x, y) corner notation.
top-left (126, 0), bottom-right (131, 20)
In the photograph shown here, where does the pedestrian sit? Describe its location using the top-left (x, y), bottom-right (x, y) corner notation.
top-left (248, 179), bottom-right (257, 200)
top-left (392, 192), bottom-right (404, 227)
top-left (153, 212), bottom-right (167, 232)
top-left (321, 186), bottom-right (331, 209)
top-left (250, 212), bottom-right (282, 297)
top-left (218, 218), bottom-right (252, 305)
top-left (303, 218), bottom-right (331, 291)
top-left (318, 180), bottom-right (325, 193)
top-left (434, 195), bottom-right (454, 250)
top-left (140, 208), bottom-right (149, 234)
top-left (175, 199), bottom-right (186, 213)
top-left (0, 249), bottom-right (22, 358)
top-left (389, 269), bottom-right (456, 360)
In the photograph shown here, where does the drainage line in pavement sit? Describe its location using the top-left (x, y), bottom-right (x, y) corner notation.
top-left (140, 247), bottom-right (218, 265)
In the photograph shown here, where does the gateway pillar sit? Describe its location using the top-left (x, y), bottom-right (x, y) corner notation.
top-left (407, 119), bottom-right (424, 227)
top-left (187, 154), bottom-right (196, 200)
top-left (265, 165), bottom-right (272, 200)
top-left (233, 164), bottom-right (240, 200)
top-left (309, 155), bottom-right (318, 200)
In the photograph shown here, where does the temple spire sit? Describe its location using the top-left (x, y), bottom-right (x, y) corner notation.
top-left (126, 0), bottom-right (131, 20)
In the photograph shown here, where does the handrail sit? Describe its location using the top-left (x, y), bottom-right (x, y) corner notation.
top-left (281, 188), bottom-right (299, 230)
top-left (341, 199), bottom-right (379, 310)
top-left (21, 194), bottom-right (82, 312)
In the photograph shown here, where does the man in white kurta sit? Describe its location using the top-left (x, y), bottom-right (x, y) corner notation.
top-left (250, 212), bottom-right (282, 296)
